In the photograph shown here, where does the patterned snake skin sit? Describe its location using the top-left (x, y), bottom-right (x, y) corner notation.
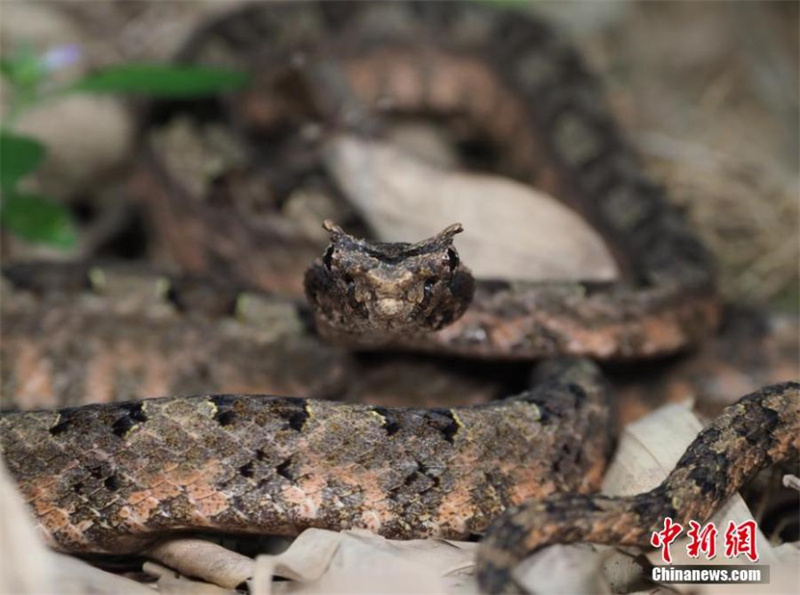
top-left (139, 1), bottom-right (721, 360)
top-left (1, 3), bottom-right (797, 594)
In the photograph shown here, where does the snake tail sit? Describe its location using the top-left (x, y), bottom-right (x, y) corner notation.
top-left (476, 381), bottom-right (800, 594)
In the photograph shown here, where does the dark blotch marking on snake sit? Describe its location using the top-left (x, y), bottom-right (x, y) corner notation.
top-left (275, 458), bottom-right (295, 481)
top-left (49, 407), bottom-right (81, 436)
top-left (49, 419), bottom-right (71, 436)
top-left (743, 406), bottom-right (779, 446)
top-left (372, 406), bottom-right (401, 436)
top-left (239, 461), bottom-right (255, 478)
top-left (210, 395), bottom-right (238, 426)
top-left (688, 452), bottom-right (730, 497)
top-left (522, 384), bottom-right (584, 424)
top-left (111, 402), bottom-right (148, 438)
top-left (415, 461), bottom-right (441, 491)
top-left (277, 397), bottom-right (310, 432)
top-left (426, 409), bottom-right (460, 443)
top-left (1, 7), bottom-right (794, 591)
top-left (104, 475), bottom-right (121, 492)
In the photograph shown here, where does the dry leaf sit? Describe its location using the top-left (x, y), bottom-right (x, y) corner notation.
top-left (1, 461), bottom-right (152, 595)
top-left (384, 121), bottom-right (461, 169)
top-left (781, 475), bottom-right (800, 492)
top-left (602, 400), bottom-right (705, 495)
top-left (146, 538), bottom-right (255, 589)
top-left (602, 401), bottom-right (796, 594)
top-left (603, 401), bottom-right (777, 563)
top-left (0, 461), bottom-right (54, 594)
top-left (514, 544), bottom-right (611, 595)
top-left (602, 549), bottom-right (653, 594)
top-left (773, 542), bottom-right (800, 563)
top-left (250, 528), bottom-right (478, 595)
top-left (511, 402), bottom-right (721, 594)
top-left (323, 135), bottom-right (619, 282)
top-left (145, 561), bottom-right (239, 595)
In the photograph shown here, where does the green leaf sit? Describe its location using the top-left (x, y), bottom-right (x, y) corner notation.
top-left (1, 192), bottom-right (77, 248)
top-left (0, 59), bottom-right (14, 80)
top-left (72, 64), bottom-right (250, 97)
top-left (0, 132), bottom-right (46, 191)
top-left (0, 45), bottom-right (46, 87)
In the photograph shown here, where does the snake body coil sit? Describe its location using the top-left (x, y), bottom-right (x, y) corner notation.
top-left (477, 383), bottom-right (799, 592)
top-left (0, 3), bottom-right (796, 594)
top-left (1, 360), bottom-right (610, 554)
top-left (141, 1), bottom-right (720, 360)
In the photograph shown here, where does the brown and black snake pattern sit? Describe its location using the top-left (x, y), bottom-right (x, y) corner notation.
top-left (3, 262), bottom-right (797, 415)
top-left (0, 262), bottom-right (348, 410)
top-left (0, 359), bottom-right (611, 554)
top-left (0, 3), bottom-right (797, 594)
top-left (478, 383), bottom-right (799, 592)
top-left (140, 1), bottom-right (720, 360)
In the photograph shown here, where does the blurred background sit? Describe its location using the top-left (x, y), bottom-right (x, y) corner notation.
top-left (1, 1), bottom-right (797, 308)
top-left (0, 6), bottom-right (797, 591)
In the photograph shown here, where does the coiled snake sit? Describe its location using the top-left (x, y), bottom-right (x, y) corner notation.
top-left (1, 3), bottom-right (797, 593)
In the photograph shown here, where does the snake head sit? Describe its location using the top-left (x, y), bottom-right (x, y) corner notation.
top-left (304, 221), bottom-right (475, 336)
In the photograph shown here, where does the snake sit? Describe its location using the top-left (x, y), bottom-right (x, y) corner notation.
top-left (1, 2), bottom-right (798, 594)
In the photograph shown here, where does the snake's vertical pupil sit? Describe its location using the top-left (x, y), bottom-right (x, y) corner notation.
top-left (424, 278), bottom-right (437, 301)
top-left (323, 246), bottom-right (334, 270)
top-left (344, 274), bottom-right (362, 314)
top-left (446, 248), bottom-right (459, 271)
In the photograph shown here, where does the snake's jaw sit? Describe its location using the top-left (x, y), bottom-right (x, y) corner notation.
top-left (304, 222), bottom-right (474, 336)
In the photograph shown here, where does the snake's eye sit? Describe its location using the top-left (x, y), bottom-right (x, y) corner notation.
top-left (446, 248), bottom-right (459, 271)
top-left (424, 277), bottom-right (437, 300)
top-left (323, 246), bottom-right (334, 270)
top-left (344, 274), bottom-right (360, 311)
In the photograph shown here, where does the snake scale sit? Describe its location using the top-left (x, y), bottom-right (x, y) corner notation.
top-left (1, 3), bottom-right (798, 594)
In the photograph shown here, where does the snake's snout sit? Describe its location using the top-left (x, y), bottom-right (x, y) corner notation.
top-left (375, 297), bottom-right (407, 317)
